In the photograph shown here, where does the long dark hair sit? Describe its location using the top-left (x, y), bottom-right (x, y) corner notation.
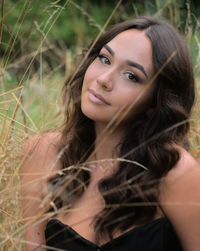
top-left (48, 16), bottom-right (195, 242)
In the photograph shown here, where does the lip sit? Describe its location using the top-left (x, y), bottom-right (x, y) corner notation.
top-left (88, 89), bottom-right (110, 105)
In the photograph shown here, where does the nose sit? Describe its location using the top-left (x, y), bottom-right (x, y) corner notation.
top-left (96, 68), bottom-right (114, 91)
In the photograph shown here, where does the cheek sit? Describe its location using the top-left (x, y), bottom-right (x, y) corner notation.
top-left (82, 73), bottom-right (89, 92)
top-left (82, 62), bottom-right (96, 87)
top-left (118, 89), bottom-right (146, 108)
top-left (123, 87), bottom-right (155, 118)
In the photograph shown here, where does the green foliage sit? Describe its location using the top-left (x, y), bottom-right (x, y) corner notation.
top-left (1, 0), bottom-right (200, 128)
top-left (2, 0), bottom-right (199, 62)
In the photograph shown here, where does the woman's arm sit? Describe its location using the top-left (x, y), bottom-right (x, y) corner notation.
top-left (159, 148), bottom-right (200, 251)
top-left (20, 133), bottom-right (61, 250)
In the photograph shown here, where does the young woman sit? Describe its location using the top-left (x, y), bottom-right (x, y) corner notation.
top-left (21, 16), bottom-right (200, 250)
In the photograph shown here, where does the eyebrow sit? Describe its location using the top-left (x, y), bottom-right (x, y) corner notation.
top-left (103, 44), bottom-right (148, 79)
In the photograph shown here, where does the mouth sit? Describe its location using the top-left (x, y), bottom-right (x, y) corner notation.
top-left (88, 89), bottom-right (110, 105)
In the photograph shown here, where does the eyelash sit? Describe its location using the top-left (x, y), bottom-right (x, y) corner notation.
top-left (124, 72), bottom-right (139, 83)
top-left (97, 54), bottom-right (140, 83)
top-left (98, 54), bottom-right (110, 65)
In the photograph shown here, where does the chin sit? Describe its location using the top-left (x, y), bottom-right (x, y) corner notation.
top-left (82, 111), bottom-right (108, 123)
top-left (81, 104), bottom-right (99, 121)
top-left (81, 105), bottom-right (111, 124)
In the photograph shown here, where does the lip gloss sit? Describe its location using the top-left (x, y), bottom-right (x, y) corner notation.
top-left (88, 92), bottom-right (108, 105)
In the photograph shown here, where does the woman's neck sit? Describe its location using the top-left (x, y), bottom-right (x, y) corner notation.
top-left (94, 122), bottom-right (124, 160)
top-left (87, 122), bottom-right (124, 185)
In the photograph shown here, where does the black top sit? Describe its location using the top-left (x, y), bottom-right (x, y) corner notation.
top-left (45, 217), bottom-right (183, 251)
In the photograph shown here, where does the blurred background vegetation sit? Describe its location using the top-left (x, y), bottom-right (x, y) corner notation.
top-left (0, 0), bottom-right (200, 249)
top-left (1, 0), bottom-right (200, 74)
top-left (0, 0), bottom-right (200, 129)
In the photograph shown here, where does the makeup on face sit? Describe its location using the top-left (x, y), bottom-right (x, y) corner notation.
top-left (103, 44), bottom-right (149, 79)
top-left (81, 29), bottom-right (155, 124)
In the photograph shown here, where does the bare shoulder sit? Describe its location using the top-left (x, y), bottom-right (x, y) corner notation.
top-left (160, 147), bottom-right (200, 190)
top-left (20, 131), bottom-right (63, 204)
top-left (159, 147), bottom-right (200, 250)
top-left (20, 131), bottom-right (63, 250)
top-left (21, 131), bottom-right (62, 176)
top-left (21, 131), bottom-right (61, 159)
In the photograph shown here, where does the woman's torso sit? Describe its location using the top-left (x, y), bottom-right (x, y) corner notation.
top-left (45, 216), bottom-right (183, 251)
top-left (43, 137), bottom-right (184, 250)
top-left (45, 173), bottom-right (183, 251)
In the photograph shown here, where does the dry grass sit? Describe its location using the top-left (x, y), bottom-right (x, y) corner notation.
top-left (0, 0), bottom-right (200, 250)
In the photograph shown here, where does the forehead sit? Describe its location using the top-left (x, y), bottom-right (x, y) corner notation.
top-left (106, 29), bottom-right (153, 76)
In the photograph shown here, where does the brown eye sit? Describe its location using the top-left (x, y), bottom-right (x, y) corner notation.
top-left (98, 55), bottom-right (110, 65)
top-left (125, 72), bottom-right (139, 83)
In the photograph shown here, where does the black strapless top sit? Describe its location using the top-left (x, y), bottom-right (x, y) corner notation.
top-left (45, 217), bottom-right (183, 251)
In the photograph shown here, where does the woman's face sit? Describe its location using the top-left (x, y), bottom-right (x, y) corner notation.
top-left (81, 29), bottom-right (155, 125)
